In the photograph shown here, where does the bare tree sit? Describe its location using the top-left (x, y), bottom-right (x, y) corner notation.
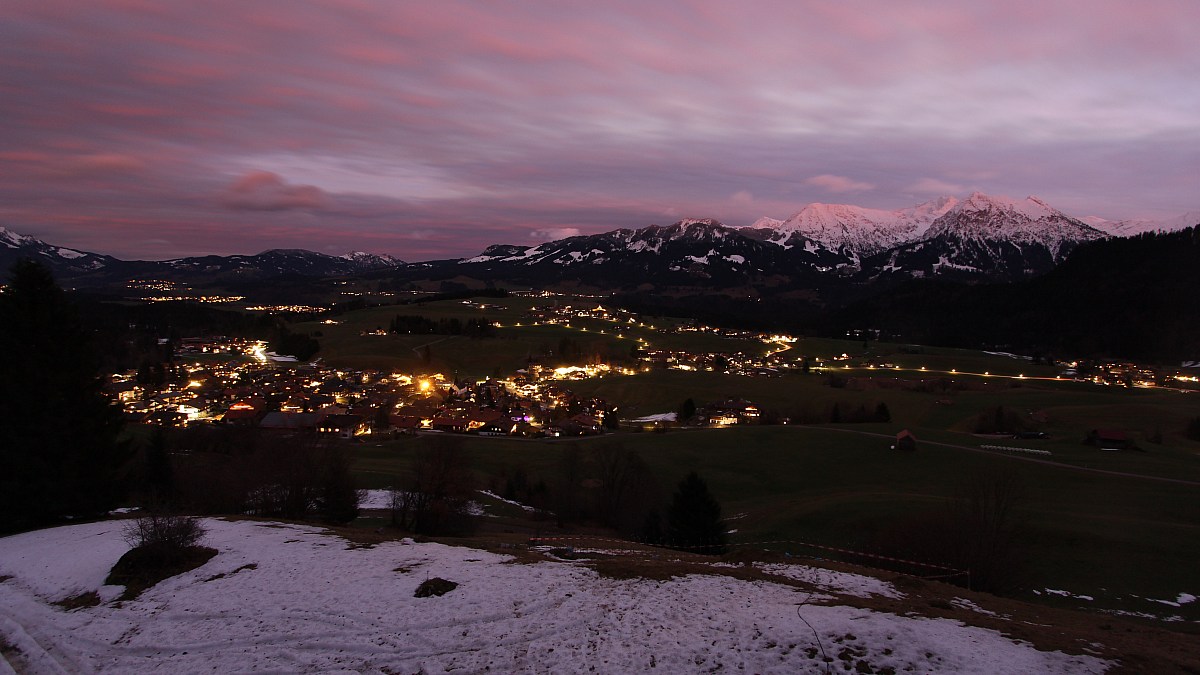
top-left (393, 437), bottom-right (475, 535)
top-left (590, 442), bottom-right (660, 534)
top-left (948, 471), bottom-right (1028, 592)
top-left (555, 444), bottom-right (584, 527)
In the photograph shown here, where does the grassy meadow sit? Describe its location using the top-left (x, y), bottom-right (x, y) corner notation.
top-left (298, 297), bottom-right (1200, 617)
top-left (353, 424), bottom-right (1200, 619)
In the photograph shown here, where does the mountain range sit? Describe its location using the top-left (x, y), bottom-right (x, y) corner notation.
top-left (447, 192), bottom-right (1194, 290)
top-left (3, 192), bottom-right (1197, 294)
top-left (0, 227), bottom-right (404, 287)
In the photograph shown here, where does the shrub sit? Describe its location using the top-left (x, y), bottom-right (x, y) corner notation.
top-left (109, 512), bottom-right (215, 600)
top-left (122, 512), bottom-right (206, 551)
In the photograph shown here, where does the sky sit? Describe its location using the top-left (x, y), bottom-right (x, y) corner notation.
top-left (1, 1), bottom-right (1197, 261)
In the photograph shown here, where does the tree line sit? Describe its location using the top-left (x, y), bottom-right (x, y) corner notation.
top-left (388, 437), bottom-right (729, 555)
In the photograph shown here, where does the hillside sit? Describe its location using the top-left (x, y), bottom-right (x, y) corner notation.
top-left (7, 517), bottom-right (1191, 673)
top-left (826, 227), bottom-right (1200, 360)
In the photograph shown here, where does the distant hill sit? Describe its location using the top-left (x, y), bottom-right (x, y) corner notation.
top-left (0, 227), bottom-right (404, 287)
top-left (0, 226), bottom-right (119, 279)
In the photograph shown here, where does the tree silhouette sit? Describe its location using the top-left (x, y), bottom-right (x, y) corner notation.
top-left (666, 471), bottom-right (727, 554)
top-left (678, 398), bottom-right (697, 423)
top-left (874, 402), bottom-right (891, 423)
top-left (0, 259), bottom-right (129, 532)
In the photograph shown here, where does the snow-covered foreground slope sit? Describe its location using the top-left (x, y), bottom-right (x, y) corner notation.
top-left (0, 519), bottom-right (1109, 674)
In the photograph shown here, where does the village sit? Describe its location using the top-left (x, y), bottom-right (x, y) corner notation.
top-left (107, 333), bottom-right (772, 440)
top-left (106, 289), bottom-right (1200, 443)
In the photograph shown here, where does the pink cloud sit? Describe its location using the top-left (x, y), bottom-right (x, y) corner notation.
top-left (0, 0), bottom-right (1196, 260)
top-left (730, 190), bottom-right (755, 205)
top-left (804, 174), bottom-right (875, 193)
top-left (221, 171), bottom-right (327, 211)
top-left (529, 227), bottom-right (582, 241)
top-left (908, 178), bottom-right (967, 194)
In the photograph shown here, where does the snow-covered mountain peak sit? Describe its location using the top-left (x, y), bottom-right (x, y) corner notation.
top-left (950, 192), bottom-right (1061, 221)
top-left (781, 203), bottom-right (897, 233)
top-left (1166, 211), bottom-right (1200, 230)
top-left (923, 192), bottom-right (1105, 260)
top-left (656, 219), bottom-right (734, 242)
top-left (747, 199), bottom-right (956, 258)
top-left (1085, 211), bottom-right (1200, 237)
top-left (0, 226), bottom-right (37, 248)
top-left (748, 216), bottom-right (784, 230)
top-left (900, 196), bottom-right (959, 222)
top-left (341, 251), bottom-right (404, 267)
top-left (676, 218), bottom-right (722, 228)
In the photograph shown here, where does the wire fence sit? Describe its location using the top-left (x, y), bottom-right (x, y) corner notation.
top-left (979, 443), bottom-right (1052, 457)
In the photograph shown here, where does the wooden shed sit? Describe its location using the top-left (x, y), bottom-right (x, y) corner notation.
top-left (893, 429), bottom-right (917, 452)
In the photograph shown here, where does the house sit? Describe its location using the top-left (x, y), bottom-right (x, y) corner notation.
top-left (892, 429), bottom-right (917, 452)
top-left (569, 413), bottom-right (602, 434)
top-left (145, 409), bottom-right (185, 427)
top-left (476, 422), bottom-right (511, 437)
top-left (431, 416), bottom-right (468, 433)
top-left (707, 412), bottom-right (740, 426)
top-left (704, 398), bottom-right (760, 426)
top-left (221, 401), bottom-right (265, 427)
top-left (317, 414), bottom-right (365, 439)
top-left (1086, 429), bottom-right (1133, 450)
top-left (467, 409), bottom-right (504, 431)
top-left (260, 411), bottom-right (320, 433)
top-left (279, 396), bottom-right (308, 413)
top-left (388, 414), bottom-right (423, 435)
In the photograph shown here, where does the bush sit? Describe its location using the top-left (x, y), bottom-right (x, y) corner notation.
top-left (109, 512), bottom-right (215, 600)
top-left (123, 512), bottom-right (206, 550)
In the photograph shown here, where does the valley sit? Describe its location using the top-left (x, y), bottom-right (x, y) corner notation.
top-left (96, 288), bottom-right (1200, 629)
top-left (4, 200), bottom-right (1200, 672)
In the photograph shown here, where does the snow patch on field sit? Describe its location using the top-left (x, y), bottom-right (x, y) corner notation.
top-left (0, 520), bottom-right (1111, 674)
top-left (358, 489), bottom-right (485, 516)
top-left (757, 562), bottom-right (904, 600)
top-left (477, 489), bottom-right (538, 512)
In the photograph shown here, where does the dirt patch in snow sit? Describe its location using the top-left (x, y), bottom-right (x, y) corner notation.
top-left (53, 590), bottom-right (101, 611)
top-left (105, 545), bottom-right (218, 600)
top-left (414, 577), bottom-right (458, 597)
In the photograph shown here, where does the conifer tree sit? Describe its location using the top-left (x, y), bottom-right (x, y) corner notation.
top-left (678, 397), bottom-right (696, 422)
top-left (666, 471), bottom-right (727, 554)
top-left (0, 259), bottom-right (128, 532)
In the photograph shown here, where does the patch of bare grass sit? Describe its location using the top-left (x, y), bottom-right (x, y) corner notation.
top-left (414, 578), bottom-right (458, 597)
top-left (53, 590), bottom-right (100, 611)
top-left (106, 545), bottom-right (217, 600)
top-left (203, 563), bottom-right (257, 582)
